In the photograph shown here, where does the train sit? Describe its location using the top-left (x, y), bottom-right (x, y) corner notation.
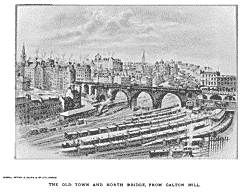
top-left (63, 111), bottom-right (187, 140)
top-left (63, 105), bottom-right (183, 140)
top-left (29, 126), bottom-right (59, 136)
top-left (60, 113), bottom-right (233, 155)
top-left (61, 114), bottom-right (211, 149)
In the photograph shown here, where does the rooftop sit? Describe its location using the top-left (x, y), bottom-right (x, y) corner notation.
top-left (60, 103), bottom-right (96, 117)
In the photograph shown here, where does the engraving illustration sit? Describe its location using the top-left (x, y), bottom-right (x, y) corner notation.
top-left (15, 5), bottom-right (237, 159)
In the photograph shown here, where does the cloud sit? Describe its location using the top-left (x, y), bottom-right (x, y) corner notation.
top-left (17, 6), bottom-right (236, 74)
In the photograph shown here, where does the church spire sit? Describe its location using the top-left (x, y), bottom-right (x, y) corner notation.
top-left (142, 49), bottom-right (146, 63)
top-left (21, 43), bottom-right (26, 64)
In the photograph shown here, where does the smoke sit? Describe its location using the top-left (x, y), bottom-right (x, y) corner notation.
top-left (69, 53), bottom-right (73, 60)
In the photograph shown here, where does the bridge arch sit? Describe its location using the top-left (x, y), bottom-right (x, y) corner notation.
top-left (110, 89), bottom-right (130, 103)
top-left (130, 90), bottom-right (155, 109)
top-left (224, 95), bottom-right (236, 101)
top-left (210, 94), bottom-right (222, 100)
top-left (159, 92), bottom-right (182, 108)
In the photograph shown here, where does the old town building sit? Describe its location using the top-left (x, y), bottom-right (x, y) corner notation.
top-left (92, 69), bottom-right (114, 84)
top-left (75, 63), bottom-right (91, 82)
top-left (15, 94), bottom-right (63, 125)
top-left (15, 75), bottom-right (31, 92)
top-left (140, 75), bottom-right (152, 86)
top-left (200, 70), bottom-right (220, 90)
top-left (154, 59), bottom-right (179, 77)
top-left (93, 53), bottom-right (123, 72)
top-left (217, 75), bottom-right (237, 92)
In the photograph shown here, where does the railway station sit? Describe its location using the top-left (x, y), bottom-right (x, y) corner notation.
top-left (59, 103), bottom-right (97, 122)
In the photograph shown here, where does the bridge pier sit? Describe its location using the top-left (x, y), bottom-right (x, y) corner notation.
top-left (94, 88), bottom-right (97, 99)
top-left (89, 85), bottom-right (92, 95)
top-left (130, 97), bottom-right (138, 109)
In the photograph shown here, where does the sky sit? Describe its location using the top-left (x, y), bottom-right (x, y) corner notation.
top-left (16, 5), bottom-right (237, 75)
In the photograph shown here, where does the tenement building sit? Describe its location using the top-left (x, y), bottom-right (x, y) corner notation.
top-left (75, 63), bottom-right (91, 82)
top-left (93, 53), bottom-right (123, 72)
top-left (15, 94), bottom-right (63, 125)
top-left (200, 70), bottom-right (220, 90)
top-left (217, 75), bottom-right (237, 92)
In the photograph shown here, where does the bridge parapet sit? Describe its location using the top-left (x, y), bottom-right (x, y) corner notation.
top-left (202, 90), bottom-right (236, 96)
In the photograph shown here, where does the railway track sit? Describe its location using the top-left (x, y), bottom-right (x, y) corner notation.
top-left (94, 145), bottom-right (167, 159)
top-left (19, 108), bottom-right (134, 147)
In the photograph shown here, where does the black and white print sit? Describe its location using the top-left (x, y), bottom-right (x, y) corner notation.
top-left (15, 5), bottom-right (237, 159)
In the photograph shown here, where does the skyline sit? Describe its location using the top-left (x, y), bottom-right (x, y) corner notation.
top-left (17, 5), bottom-right (237, 75)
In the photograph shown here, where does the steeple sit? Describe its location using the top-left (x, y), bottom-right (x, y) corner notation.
top-left (142, 49), bottom-right (146, 63)
top-left (21, 43), bottom-right (26, 64)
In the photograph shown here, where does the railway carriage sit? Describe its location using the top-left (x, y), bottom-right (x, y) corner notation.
top-left (63, 124), bottom-right (69, 128)
top-left (136, 122), bottom-right (144, 127)
top-left (128, 130), bottom-right (141, 138)
top-left (115, 132), bottom-right (129, 140)
top-left (140, 115), bottom-right (147, 119)
top-left (149, 149), bottom-right (170, 158)
top-left (193, 122), bottom-right (206, 131)
top-left (126, 123), bottom-right (137, 129)
top-left (49, 127), bottom-right (57, 132)
top-left (99, 127), bottom-right (108, 134)
top-left (169, 122), bottom-right (178, 129)
top-left (142, 133), bottom-right (156, 144)
top-left (108, 134), bottom-right (117, 142)
top-left (158, 125), bottom-right (167, 132)
top-left (79, 144), bottom-right (96, 154)
top-left (82, 137), bottom-right (100, 145)
top-left (61, 142), bottom-right (71, 148)
top-left (29, 129), bottom-right (40, 135)
top-left (69, 122), bottom-right (76, 126)
top-left (156, 131), bottom-right (165, 139)
top-left (145, 114), bottom-right (153, 119)
top-left (64, 131), bottom-right (79, 140)
top-left (182, 138), bottom-right (204, 146)
top-left (131, 117), bottom-right (139, 121)
top-left (88, 128), bottom-right (99, 136)
top-left (62, 140), bottom-right (80, 148)
top-left (77, 118), bottom-right (85, 125)
top-left (60, 147), bottom-right (78, 153)
top-left (128, 127), bottom-right (141, 132)
top-left (140, 128), bottom-right (151, 135)
top-left (98, 134), bottom-right (110, 143)
top-left (141, 121), bottom-right (150, 126)
top-left (39, 127), bottom-right (48, 133)
top-left (167, 129), bottom-right (177, 137)
top-left (126, 136), bottom-right (143, 147)
top-left (151, 120), bottom-right (159, 125)
top-left (157, 118), bottom-right (167, 124)
top-left (107, 125), bottom-right (118, 132)
top-left (78, 130), bottom-right (88, 137)
top-left (171, 148), bottom-right (183, 157)
top-left (161, 130), bottom-right (169, 138)
top-left (117, 124), bottom-right (127, 131)
top-left (111, 140), bottom-right (127, 150)
top-left (95, 142), bottom-right (112, 152)
top-left (150, 126), bottom-right (159, 133)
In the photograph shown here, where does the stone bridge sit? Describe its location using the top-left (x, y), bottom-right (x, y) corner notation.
top-left (74, 82), bottom-right (202, 109)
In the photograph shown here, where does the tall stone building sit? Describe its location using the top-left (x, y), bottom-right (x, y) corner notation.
top-left (200, 70), bottom-right (220, 90)
top-left (15, 94), bottom-right (63, 125)
top-left (75, 63), bottom-right (91, 82)
top-left (93, 53), bottom-right (123, 72)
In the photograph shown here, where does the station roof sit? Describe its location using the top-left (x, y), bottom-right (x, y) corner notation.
top-left (60, 103), bottom-right (95, 117)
